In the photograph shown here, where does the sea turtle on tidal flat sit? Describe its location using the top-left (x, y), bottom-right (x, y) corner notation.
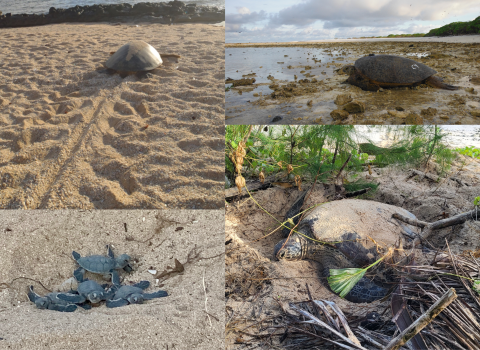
top-left (343, 54), bottom-right (459, 91)
top-left (72, 245), bottom-right (132, 282)
top-left (106, 274), bottom-right (168, 308)
top-left (274, 192), bottom-right (418, 303)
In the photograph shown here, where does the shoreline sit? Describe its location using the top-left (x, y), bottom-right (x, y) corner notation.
top-left (0, 1), bottom-right (225, 28)
top-left (225, 34), bottom-right (480, 47)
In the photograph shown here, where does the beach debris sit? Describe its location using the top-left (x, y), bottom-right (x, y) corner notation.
top-left (470, 109), bottom-right (480, 117)
top-left (343, 101), bottom-right (366, 114)
top-left (27, 286), bottom-right (82, 312)
top-left (106, 275), bottom-right (167, 308)
top-left (344, 54), bottom-right (459, 91)
top-left (405, 113), bottom-right (424, 124)
top-left (224, 77), bottom-right (256, 87)
top-left (72, 245), bottom-right (132, 282)
top-left (334, 93), bottom-right (353, 106)
top-left (105, 40), bottom-right (162, 72)
top-left (274, 196), bottom-right (418, 303)
top-left (420, 107), bottom-right (437, 117)
top-left (330, 109), bottom-right (349, 121)
top-left (270, 116), bottom-right (283, 123)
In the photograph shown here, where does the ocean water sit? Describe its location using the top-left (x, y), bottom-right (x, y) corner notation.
top-left (0, 0), bottom-right (224, 15)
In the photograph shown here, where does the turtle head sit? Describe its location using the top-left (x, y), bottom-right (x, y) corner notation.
top-left (342, 65), bottom-right (355, 75)
top-left (34, 297), bottom-right (49, 309)
top-left (87, 291), bottom-right (105, 304)
top-left (127, 293), bottom-right (144, 305)
top-left (115, 254), bottom-right (131, 269)
top-left (274, 235), bottom-right (304, 261)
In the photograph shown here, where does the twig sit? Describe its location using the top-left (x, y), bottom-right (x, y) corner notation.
top-left (203, 269), bottom-right (212, 327)
top-left (384, 288), bottom-right (457, 350)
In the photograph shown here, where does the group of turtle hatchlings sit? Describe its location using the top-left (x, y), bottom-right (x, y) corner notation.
top-left (28, 245), bottom-right (168, 312)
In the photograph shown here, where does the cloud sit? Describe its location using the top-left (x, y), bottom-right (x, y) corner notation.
top-left (268, 0), bottom-right (480, 28)
top-left (225, 7), bottom-right (269, 32)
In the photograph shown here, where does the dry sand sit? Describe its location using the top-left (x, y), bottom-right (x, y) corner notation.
top-left (225, 35), bottom-right (480, 125)
top-left (225, 156), bottom-right (480, 348)
top-left (0, 22), bottom-right (225, 209)
top-left (0, 209), bottom-right (224, 349)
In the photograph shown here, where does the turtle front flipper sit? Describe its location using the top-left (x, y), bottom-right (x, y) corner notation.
top-left (27, 286), bottom-right (40, 303)
top-left (282, 189), bottom-right (309, 236)
top-left (143, 290), bottom-right (168, 300)
top-left (49, 303), bottom-right (78, 312)
top-left (57, 293), bottom-right (86, 304)
top-left (425, 76), bottom-right (459, 90)
top-left (133, 281), bottom-right (150, 290)
top-left (106, 298), bottom-right (129, 308)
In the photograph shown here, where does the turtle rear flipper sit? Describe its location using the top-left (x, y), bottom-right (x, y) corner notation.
top-left (72, 251), bottom-right (81, 261)
top-left (143, 290), bottom-right (168, 300)
top-left (133, 281), bottom-right (150, 290)
top-left (57, 293), bottom-right (86, 304)
top-left (106, 298), bottom-right (129, 308)
top-left (425, 76), bottom-right (459, 90)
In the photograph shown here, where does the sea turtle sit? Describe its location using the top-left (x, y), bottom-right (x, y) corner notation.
top-left (105, 40), bottom-right (163, 72)
top-left (27, 286), bottom-right (86, 312)
top-left (106, 275), bottom-right (168, 308)
top-left (56, 269), bottom-right (114, 304)
top-left (274, 193), bottom-right (417, 303)
top-left (343, 54), bottom-right (459, 91)
top-left (72, 245), bottom-right (131, 282)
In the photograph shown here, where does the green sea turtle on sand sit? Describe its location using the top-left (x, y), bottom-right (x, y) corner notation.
top-left (106, 274), bottom-right (168, 308)
top-left (105, 40), bottom-right (181, 74)
top-left (274, 193), bottom-right (417, 303)
top-left (343, 54), bottom-right (459, 91)
top-left (56, 269), bottom-right (114, 304)
top-left (27, 286), bottom-right (91, 312)
top-left (72, 245), bottom-right (132, 282)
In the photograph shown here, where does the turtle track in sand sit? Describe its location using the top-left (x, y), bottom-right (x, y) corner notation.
top-left (0, 23), bottom-right (225, 209)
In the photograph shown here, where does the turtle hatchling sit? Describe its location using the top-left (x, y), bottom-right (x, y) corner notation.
top-left (28, 286), bottom-right (83, 312)
top-left (106, 276), bottom-right (168, 308)
top-left (72, 245), bottom-right (131, 282)
top-left (344, 54), bottom-right (459, 91)
top-left (274, 193), bottom-right (417, 303)
top-left (56, 269), bottom-right (114, 304)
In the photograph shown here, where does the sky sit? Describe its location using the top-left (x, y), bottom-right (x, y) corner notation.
top-left (226, 0), bottom-right (480, 43)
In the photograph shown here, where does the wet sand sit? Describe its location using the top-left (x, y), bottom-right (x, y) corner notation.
top-left (0, 22), bottom-right (225, 209)
top-left (225, 35), bottom-right (480, 125)
top-left (0, 209), bottom-right (224, 350)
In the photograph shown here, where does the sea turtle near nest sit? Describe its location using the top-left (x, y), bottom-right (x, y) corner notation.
top-left (105, 40), bottom-right (180, 75)
top-left (72, 245), bottom-right (132, 282)
top-left (274, 192), bottom-right (418, 303)
top-left (342, 54), bottom-right (459, 91)
top-left (27, 286), bottom-right (90, 312)
top-left (106, 274), bottom-right (168, 308)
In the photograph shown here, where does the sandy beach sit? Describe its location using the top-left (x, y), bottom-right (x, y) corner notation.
top-left (0, 209), bottom-right (224, 349)
top-left (225, 35), bottom-right (480, 125)
top-left (0, 22), bottom-right (225, 209)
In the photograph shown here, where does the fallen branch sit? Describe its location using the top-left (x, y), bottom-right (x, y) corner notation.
top-left (384, 288), bottom-right (457, 350)
top-left (392, 209), bottom-right (479, 246)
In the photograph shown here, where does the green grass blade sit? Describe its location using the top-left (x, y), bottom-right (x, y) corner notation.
top-left (328, 268), bottom-right (366, 298)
